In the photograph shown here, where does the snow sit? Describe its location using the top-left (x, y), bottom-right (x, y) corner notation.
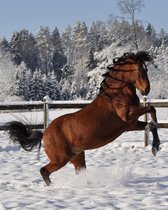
top-left (0, 108), bottom-right (168, 210)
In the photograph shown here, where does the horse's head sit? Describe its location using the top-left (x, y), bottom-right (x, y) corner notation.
top-left (108, 51), bottom-right (151, 96)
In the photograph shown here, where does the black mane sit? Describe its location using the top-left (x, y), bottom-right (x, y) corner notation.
top-left (135, 51), bottom-right (152, 62)
top-left (107, 51), bottom-right (152, 70)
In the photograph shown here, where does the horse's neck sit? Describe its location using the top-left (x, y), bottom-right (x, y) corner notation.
top-left (90, 95), bottom-right (113, 114)
top-left (99, 83), bottom-right (140, 106)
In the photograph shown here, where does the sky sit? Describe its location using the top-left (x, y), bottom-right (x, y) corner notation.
top-left (0, 0), bottom-right (167, 41)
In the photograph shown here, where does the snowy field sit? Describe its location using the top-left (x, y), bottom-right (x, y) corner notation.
top-left (0, 108), bottom-right (168, 210)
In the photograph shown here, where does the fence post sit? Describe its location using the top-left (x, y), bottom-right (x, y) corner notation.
top-left (143, 96), bottom-right (148, 147)
top-left (43, 96), bottom-right (49, 130)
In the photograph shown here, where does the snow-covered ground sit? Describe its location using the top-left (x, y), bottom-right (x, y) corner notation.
top-left (0, 108), bottom-right (168, 210)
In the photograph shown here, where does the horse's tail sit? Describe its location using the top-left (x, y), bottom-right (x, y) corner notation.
top-left (5, 121), bottom-right (43, 152)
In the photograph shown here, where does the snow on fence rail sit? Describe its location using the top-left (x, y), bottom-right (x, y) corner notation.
top-left (0, 97), bottom-right (168, 146)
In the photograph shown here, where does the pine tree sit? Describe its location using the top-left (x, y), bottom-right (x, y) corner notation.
top-left (148, 44), bottom-right (168, 99)
top-left (51, 27), bottom-right (67, 80)
top-left (85, 48), bottom-right (97, 71)
top-left (29, 70), bottom-right (45, 100)
top-left (10, 29), bottom-right (38, 70)
top-left (16, 66), bottom-right (33, 100)
top-left (49, 71), bottom-right (61, 100)
top-left (35, 26), bottom-right (52, 74)
top-left (71, 59), bottom-right (89, 99)
top-left (15, 62), bottom-right (29, 99)
top-left (0, 49), bottom-right (19, 101)
top-left (60, 65), bottom-right (74, 100)
top-left (88, 22), bottom-right (100, 52)
top-left (43, 71), bottom-right (61, 100)
top-left (72, 21), bottom-right (89, 63)
top-left (0, 37), bottom-right (10, 52)
top-left (88, 21), bottom-right (109, 52)
top-left (158, 28), bottom-right (168, 46)
top-left (61, 26), bottom-right (73, 66)
top-left (146, 23), bottom-right (158, 46)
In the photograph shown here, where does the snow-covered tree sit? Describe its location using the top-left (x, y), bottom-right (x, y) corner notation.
top-left (43, 71), bottom-right (61, 100)
top-left (85, 49), bottom-right (97, 71)
top-left (88, 21), bottom-right (110, 52)
top-left (16, 63), bottom-right (33, 100)
top-left (72, 21), bottom-right (89, 63)
top-left (0, 37), bottom-right (10, 52)
top-left (117, 0), bottom-right (145, 50)
top-left (0, 50), bottom-right (20, 101)
top-left (148, 44), bottom-right (168, 99)
top-left (87, 61), bottom-right (107, 99)
top-left (35, 26), bottom-right (52, 74)
top-left (157, 28), bottom-right (168, 46)
top-left (0, 15), bottom-right (168, 101)
top-left (61, 26), bottom-right (73, 66)
top-left (11, 29), bottom-right (38, 70)
top-left (59, 65), bottom-right (74, 100)
top-left (29, 70), bottom-right (45, 100)
top-left (71, 58), bottom-right (90, 99)
top-left (51, 27), bottom-right (67, 80)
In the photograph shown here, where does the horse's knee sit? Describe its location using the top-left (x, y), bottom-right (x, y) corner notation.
top-left (148, 121), bottom-right (158, 131)
top-left (149, 105), bottom-right (156, 113)
top-left (148, 105), bottom-right (158, 123)
top-left (149, 105), bottom-right (156, 115)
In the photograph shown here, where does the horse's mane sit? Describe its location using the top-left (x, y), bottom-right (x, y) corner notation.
top-left (107, 51), bottom-right (152, 70)
top-left (135, 51), bottom-right (152, 62)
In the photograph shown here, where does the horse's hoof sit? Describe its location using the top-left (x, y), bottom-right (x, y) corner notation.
top-left (152, 147), bottom-right (159, 156)
top-left (152, 147), bottom-right (157, 156)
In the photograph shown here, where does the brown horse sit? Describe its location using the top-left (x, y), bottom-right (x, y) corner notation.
top-left (5, 51), bottom-right (160, 186)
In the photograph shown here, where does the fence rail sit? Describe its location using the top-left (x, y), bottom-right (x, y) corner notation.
top-left (0, 101), bottom-right (90, 111)
top-left (0, 98), bottom-right (168, 146)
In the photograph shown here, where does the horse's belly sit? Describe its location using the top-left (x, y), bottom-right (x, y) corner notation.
top-left (89, 127), bottom-right (127, 149)
top-left (51, 110), bottom-right (136, 152)
top-left (72, 122), bottom-right (127, 151)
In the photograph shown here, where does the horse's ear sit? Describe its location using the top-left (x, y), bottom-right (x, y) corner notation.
top-left (123, 52), bottom-right (130, 58)
top-left (107, 64), bottom-right (113, 70)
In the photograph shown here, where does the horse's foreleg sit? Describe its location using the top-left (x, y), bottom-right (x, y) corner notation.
top-left (128, 105), bottom-right (160, 155)
top-left (145, 105), bottom-right (160, 155)
top-left (128, 105), bottom-right (154, 120)
top-left (127, 120), bottom-right (160, 156)
top-left (127, 121), bottom-right (147, 131)
top-left (149, 122), bottom-right (160, 156)
top-left (70, 151), bottom-right (86, 174)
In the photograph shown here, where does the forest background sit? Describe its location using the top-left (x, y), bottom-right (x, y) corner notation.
top-left (0, 0), bottom-right (168, 102)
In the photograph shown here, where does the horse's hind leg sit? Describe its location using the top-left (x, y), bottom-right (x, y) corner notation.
top-left (40, 162), bottom-right (56, 186)
top-left (70, 151), bottom-right (86, 174)
top-left (40, 159), bottom-right (70, 186)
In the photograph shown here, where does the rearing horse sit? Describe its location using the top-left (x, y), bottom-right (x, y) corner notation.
top-left (6, 51), bottom-right (160, 186)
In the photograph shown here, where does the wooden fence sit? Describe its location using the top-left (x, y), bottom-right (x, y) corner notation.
top-left (0, 98), bottom-right (91, 130)
top-left (0, 97), bottom-right (168, 146)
